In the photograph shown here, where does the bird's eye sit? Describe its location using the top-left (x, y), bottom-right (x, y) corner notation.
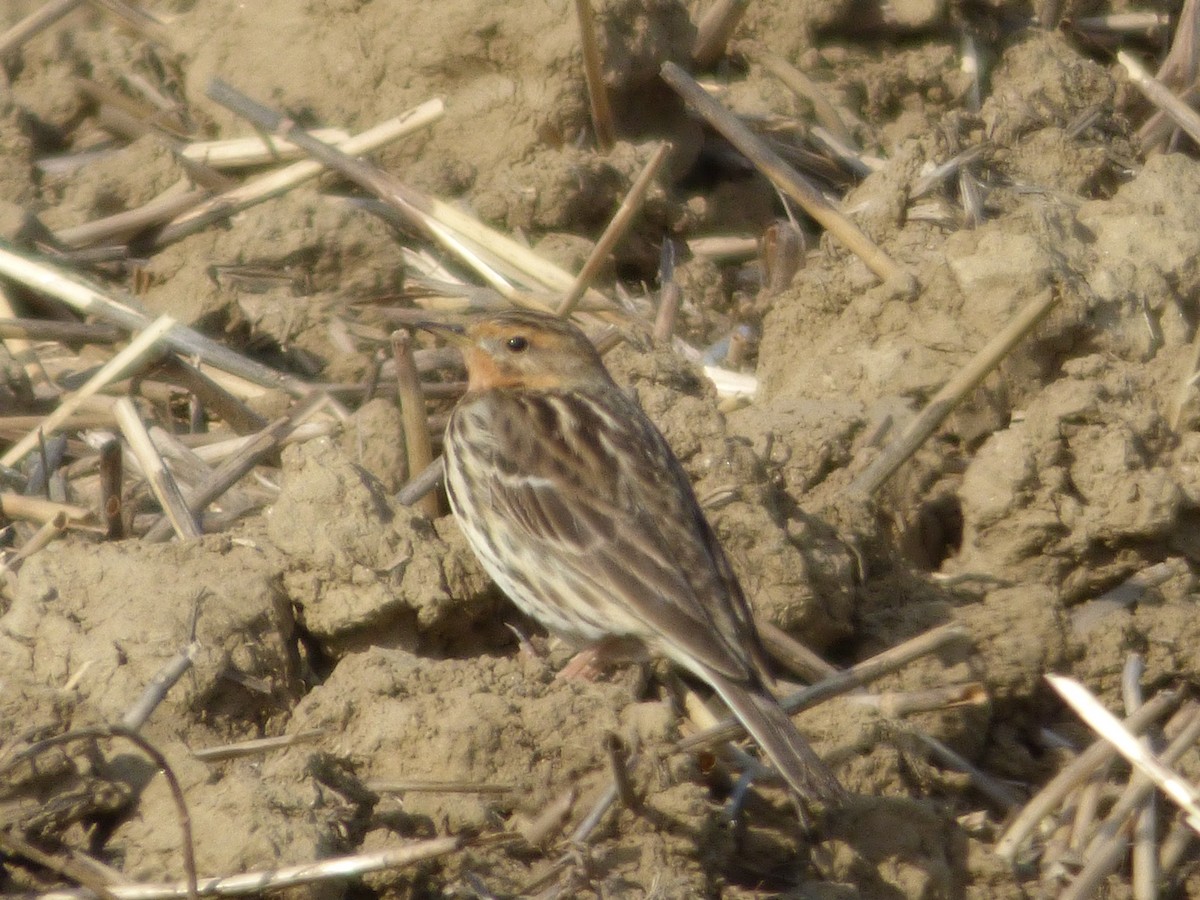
top-left (506, 335), bottom-right (529, 352)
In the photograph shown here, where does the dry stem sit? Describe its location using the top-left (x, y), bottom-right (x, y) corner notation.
top-left (693, 0), bottom-right (749, 69)
top-left (558, 142), bottom-right (670, 315)
top-left (677, 622), bottom-right (969, 753)
top-left (995, 688), bottom-right (1184, 862)
top-left (1, 315), bottom-right (176, 469)
top-left (392, 330), bottom-right (438, 517)
top-left (848, 285), bottom-right (1061, 497)
top-left (573, 0), bottom-right (615, 150)
top-left (113, 397), bottom-right (202, 540)
top-left (0, 240), bottom-right (309, 396)
top-left (660, 61), bottom-right (908, 285)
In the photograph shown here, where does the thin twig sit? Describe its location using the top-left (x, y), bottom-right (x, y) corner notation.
top-left (742, 44), bottom-right (855, 146)
top-left (0, 286), bottom-right (50, 392)
top-left (848, 285), bottom-right (1061, 496)
top-left (395, 457), bottom-right (444, 507)
top-left (660, 62), bottom-right (908, 285)
top-left (995, 689), bottom-right (1184, 862)
top-left (652, 238), bottom-right (681, 344)
top-left (0, 829), bottom-right (119, 900)
top-left (53, 185), bottom-right (209, 249)
top-left (1071, 560), bottom-right (1187, 636)
top-left (1122, 656), bottom-right (1158, 900)
top-left (121, 641), bottom-right (202, 732)
top-left (190, 730), bottom-right (325, 762)
top-left (557, 142), bottom-right (670, 315)
top-left (573, 0), bottom-right (615, 150)
top-left (0, 511), bottom-right (67, 579)
top-left (114, 397), bottom-right (202, 540)
top-left (848, 682), bottom-right (989, 718)
top-left (391, 330), bottom-right (438, 518)
top-left (203, 80), bottom-right (612, 311)
top-left (757, 620), bottom-right (838, 682)
top-left (1, 314), bottom-right (176, 469)
top-left (1050, 676), bottom-right (1200, 834)
top-left (894, 721), bottom-right (1024, 810)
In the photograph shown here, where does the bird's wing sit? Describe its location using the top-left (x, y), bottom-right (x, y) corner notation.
top-left (464, 388), bottom-right (762, 682)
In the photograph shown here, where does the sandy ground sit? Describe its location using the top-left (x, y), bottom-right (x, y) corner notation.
top-left (3, 0), bottom-right (1200, 897)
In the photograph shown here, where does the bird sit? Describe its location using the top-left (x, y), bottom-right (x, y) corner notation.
top-left (424, 308), bottom-right (846, 806)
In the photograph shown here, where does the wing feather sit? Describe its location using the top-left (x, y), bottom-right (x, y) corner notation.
top-left (469, 388), bottom-right (763, 682)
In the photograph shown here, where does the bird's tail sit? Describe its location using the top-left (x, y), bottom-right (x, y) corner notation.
top-left (707, 673), bottom-right (847, 806)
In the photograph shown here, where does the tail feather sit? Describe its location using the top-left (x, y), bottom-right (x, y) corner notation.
top-left (708, 674), bottom-right (847, 806)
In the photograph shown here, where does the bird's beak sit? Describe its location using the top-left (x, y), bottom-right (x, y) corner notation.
top-left (413, 321), bottom-right (471, 347)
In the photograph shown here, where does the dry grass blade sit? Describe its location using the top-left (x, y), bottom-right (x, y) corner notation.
top-left (0, 241), bottom-right (309, 396)
top-left (0, 492), bottom-right (91, 524)
top-left (180, 128), bottom-right (350, 168)
top-left (157, 99), bottom-right (445, 246)
top-left (53, 185), bottom-right (210, 249)
top-left (848, 285), bottom-right (1061, 497)
top-left (204, 80), bottom-right (613, 313)
top-left (141, 391), bottom-right (332, 542)
top-left (1119, 50), bottom-right (1200, 148)
top-left (114, 397), bottom-right (202, 540)
top-left (22, 833), bottom-right (465, 899)
top-left (1047, 675), bottom-right (1200, 835)
top-left (1, 314), bottom-right (176, 469)
top-left (660, 61), bottom-right (908, 285)
top-left (995, 689), bottom-right (1184, 863)
top-left (190, 730), bottom-right (324, 762)
top-left (557, 142), bottom-right (670, 315)
top-left (0, 0), bottom-right (85, 57)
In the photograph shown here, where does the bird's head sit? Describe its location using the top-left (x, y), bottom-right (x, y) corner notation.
top-left (420, 310), bottom-right (612, 393)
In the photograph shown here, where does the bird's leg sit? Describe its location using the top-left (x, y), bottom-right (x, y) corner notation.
top-left (554, 635), bottom-right (647, 682)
